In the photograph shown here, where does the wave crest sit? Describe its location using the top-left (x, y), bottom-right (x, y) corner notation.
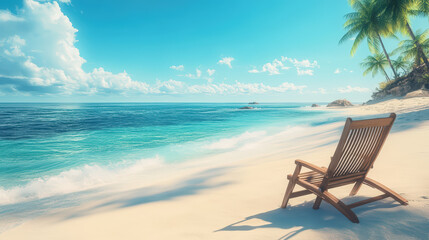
top-left (0, 156), bottom-right (162, 205)
top-left (204, 131), bottom-right (266, 150)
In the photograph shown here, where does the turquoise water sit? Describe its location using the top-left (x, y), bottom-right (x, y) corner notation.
top-left (0, 103), bottom-right (333, 203)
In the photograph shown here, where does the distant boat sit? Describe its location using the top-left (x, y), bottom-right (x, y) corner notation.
top-left (248, 102), bottom-right (259, 104)
top-left (239, 106), bottom-right (254, 109)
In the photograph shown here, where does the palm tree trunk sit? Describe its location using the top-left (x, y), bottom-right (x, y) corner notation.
top-left (381, 67), bottom-right (390, 81)
top-left (406, 22), bottom-right (429, 71)
top-left (377, 33), bottom-right (398, 78)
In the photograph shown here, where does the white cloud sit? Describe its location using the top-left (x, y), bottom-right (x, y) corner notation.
top-left (184, 68), bottom-right (202, 79)
top-left (186, 81), bottom-right (306, 94)
top-left (250, 58), bottom-right (290, 75)
top-left (337, 86), bottom-right (370, 93)
top-left (251, 56), bottom-right (317, 76)
top-left (218, 57), bottom-right (234, 68)
top-left (282, 57), bottom-right (319, 68)
top-left (0, 10), bottom-right (24, 22)
top-left (148, 80), bottom-right (306, 95)
top-left (152, 79), bottom-right (185, 94)
top-left (89, 68), bottom-right (151, 94)
top-left (170, 65), bottom-right (184, 71)
top-left (207, 69), bottom-right (215, 76)
top-left (334, 68), bottom-right (341, 74)
top-left (0, 0), bottom-right (155, 95)
top-left (0, 1), bottom-right (307, 98)
top-left (261, 59), bottom-right (284, 75)
top-left (297, 68), bottom-right (314, 76)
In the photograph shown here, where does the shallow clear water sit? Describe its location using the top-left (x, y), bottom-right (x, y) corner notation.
top-left (0, 102), bottom-right (334, 203)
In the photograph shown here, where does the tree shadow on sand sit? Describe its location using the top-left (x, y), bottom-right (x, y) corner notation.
top-left (0, 167), bottom-right (232, 230)
top-left (216, 198), bottom-right (429, 239)
top-left (56, 166), bottom-right (232, 221)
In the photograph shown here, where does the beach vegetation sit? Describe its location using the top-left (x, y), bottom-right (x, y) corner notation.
top-left (379, 0), bottom-right (429, 70)
top-left (394, 29), bottom-right (429, 67)
top-left (340, 0), bottom-right (399, 77)
top-left (378, 79), bottom-right (395, 90)
top-left (361, 52), bottom-right (391, 80)
top-left (392, 55), bottom-right (412, 74)
top-left (342, 0), bottom-right (429, 97)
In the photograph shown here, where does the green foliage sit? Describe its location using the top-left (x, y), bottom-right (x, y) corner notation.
top-left (392, 55), bottom-right (412, 74)
top-left (343, 0), bottom-right (429, 85)
top-left (394, 29), bottom-right (429, 66)
top-left (377, 0), bottom-right (415, 34)
top-left (378, 80), bottom-right (394, 90)
top-left (417, 73), bottom-right (429, 84)
top-left (361, 52), bottom-right (390, 80)
top-left (340, 0), bottom-right (394, 56)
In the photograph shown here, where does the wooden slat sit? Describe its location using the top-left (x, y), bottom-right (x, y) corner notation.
top-left (333, 129), bottom-right (356, 177)
top-left (349, 127), bottom-right (375, 174)
top-left (338, 127), bottom-right (366, 176)
top-left (336, 128), bottom-right (364, 176)
top-left (330, 171), bottom-right (366, 181)
top-left (352, 126), bottom-right (377, 173)
top-left (327, 118), bottom-right (353, 178)
top-left (350, 117), bottom-right (394, 129)
top-left (347, 194), bottom-right (389, 208)
top-left (360, 126), bottom-right (383, 171)
top-left (363, 126), bottom-right (386, 170)
top-left (290, 190), bottom-right (312, 198)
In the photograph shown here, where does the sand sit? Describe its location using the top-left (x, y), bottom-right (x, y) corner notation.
top-left (1, 97), bottom-right (429, 240)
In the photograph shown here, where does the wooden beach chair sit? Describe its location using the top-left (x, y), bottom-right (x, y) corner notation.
top-left (281, 113), bottom-right (408, 223)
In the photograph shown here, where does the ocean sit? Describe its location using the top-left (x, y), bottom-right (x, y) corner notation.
top-left (0, 103), bottom-right (334, 205)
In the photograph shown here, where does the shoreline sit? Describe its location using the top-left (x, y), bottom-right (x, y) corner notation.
top-left (1, 97), bottom-right (429, 239)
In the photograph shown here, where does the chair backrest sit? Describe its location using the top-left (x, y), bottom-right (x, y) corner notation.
top-left (326, 113), bottom-right (396, 180)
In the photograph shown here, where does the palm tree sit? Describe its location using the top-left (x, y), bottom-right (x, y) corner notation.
top-left (379, 0), bottom-right (429, 70)
top-left (394, 29), bottom-right (429, 67)
top-left (361, 52), bottom-right (391, 81)
top-left (340, 0), bottom-right (399, 78)
top-left (392, 55), bottom-right (411, 74)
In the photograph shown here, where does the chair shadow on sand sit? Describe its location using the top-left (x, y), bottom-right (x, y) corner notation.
top-left (216, 198), bottom-right (429, 239)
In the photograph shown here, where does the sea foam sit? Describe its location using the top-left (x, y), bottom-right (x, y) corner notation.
top-left (204, 131), bottom-right (266, 150)
top-left (0, 156), bottom-right (162, 205)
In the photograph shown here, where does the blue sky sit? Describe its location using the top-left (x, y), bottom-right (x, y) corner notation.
top-left (0, 0), bottom-right (427, 102)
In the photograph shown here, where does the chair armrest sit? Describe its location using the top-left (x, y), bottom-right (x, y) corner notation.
top-left (295, 159), bottom-right (326, 174)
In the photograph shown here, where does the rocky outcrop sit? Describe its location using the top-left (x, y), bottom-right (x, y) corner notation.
top-left (311, 104), bottom-right (320, 107)
top-left (248, 102), bottom-right (259, 104)
top-left (404, 89), bottom-right (429, 98)
top-left (239, 106), bottom-right (254, 109)
top-left (372, 65), bottom-right (429, 100)
top-left (327, 99), bottom-right (353, 107)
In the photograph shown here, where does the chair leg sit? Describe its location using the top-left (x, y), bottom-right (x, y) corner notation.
top-left (281, 178), bottom-right (297, 208)
top-left (313, 196), bottom-right (322, 209)
top-left (349, 179), bottom-right (364, 196)
top-left (322, 191), bottom-right (359, 223)
top-left (281, 164), bottom-right (302, 208)
top-left (364, 177), bottom-right (408, 205)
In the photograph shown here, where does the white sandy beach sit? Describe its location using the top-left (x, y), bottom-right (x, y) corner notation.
top-left (1, 97), bottom-right (429, 240)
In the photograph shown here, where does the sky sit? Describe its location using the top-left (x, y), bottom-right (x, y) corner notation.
top-left (0, 0), bottom-right (427, 103)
